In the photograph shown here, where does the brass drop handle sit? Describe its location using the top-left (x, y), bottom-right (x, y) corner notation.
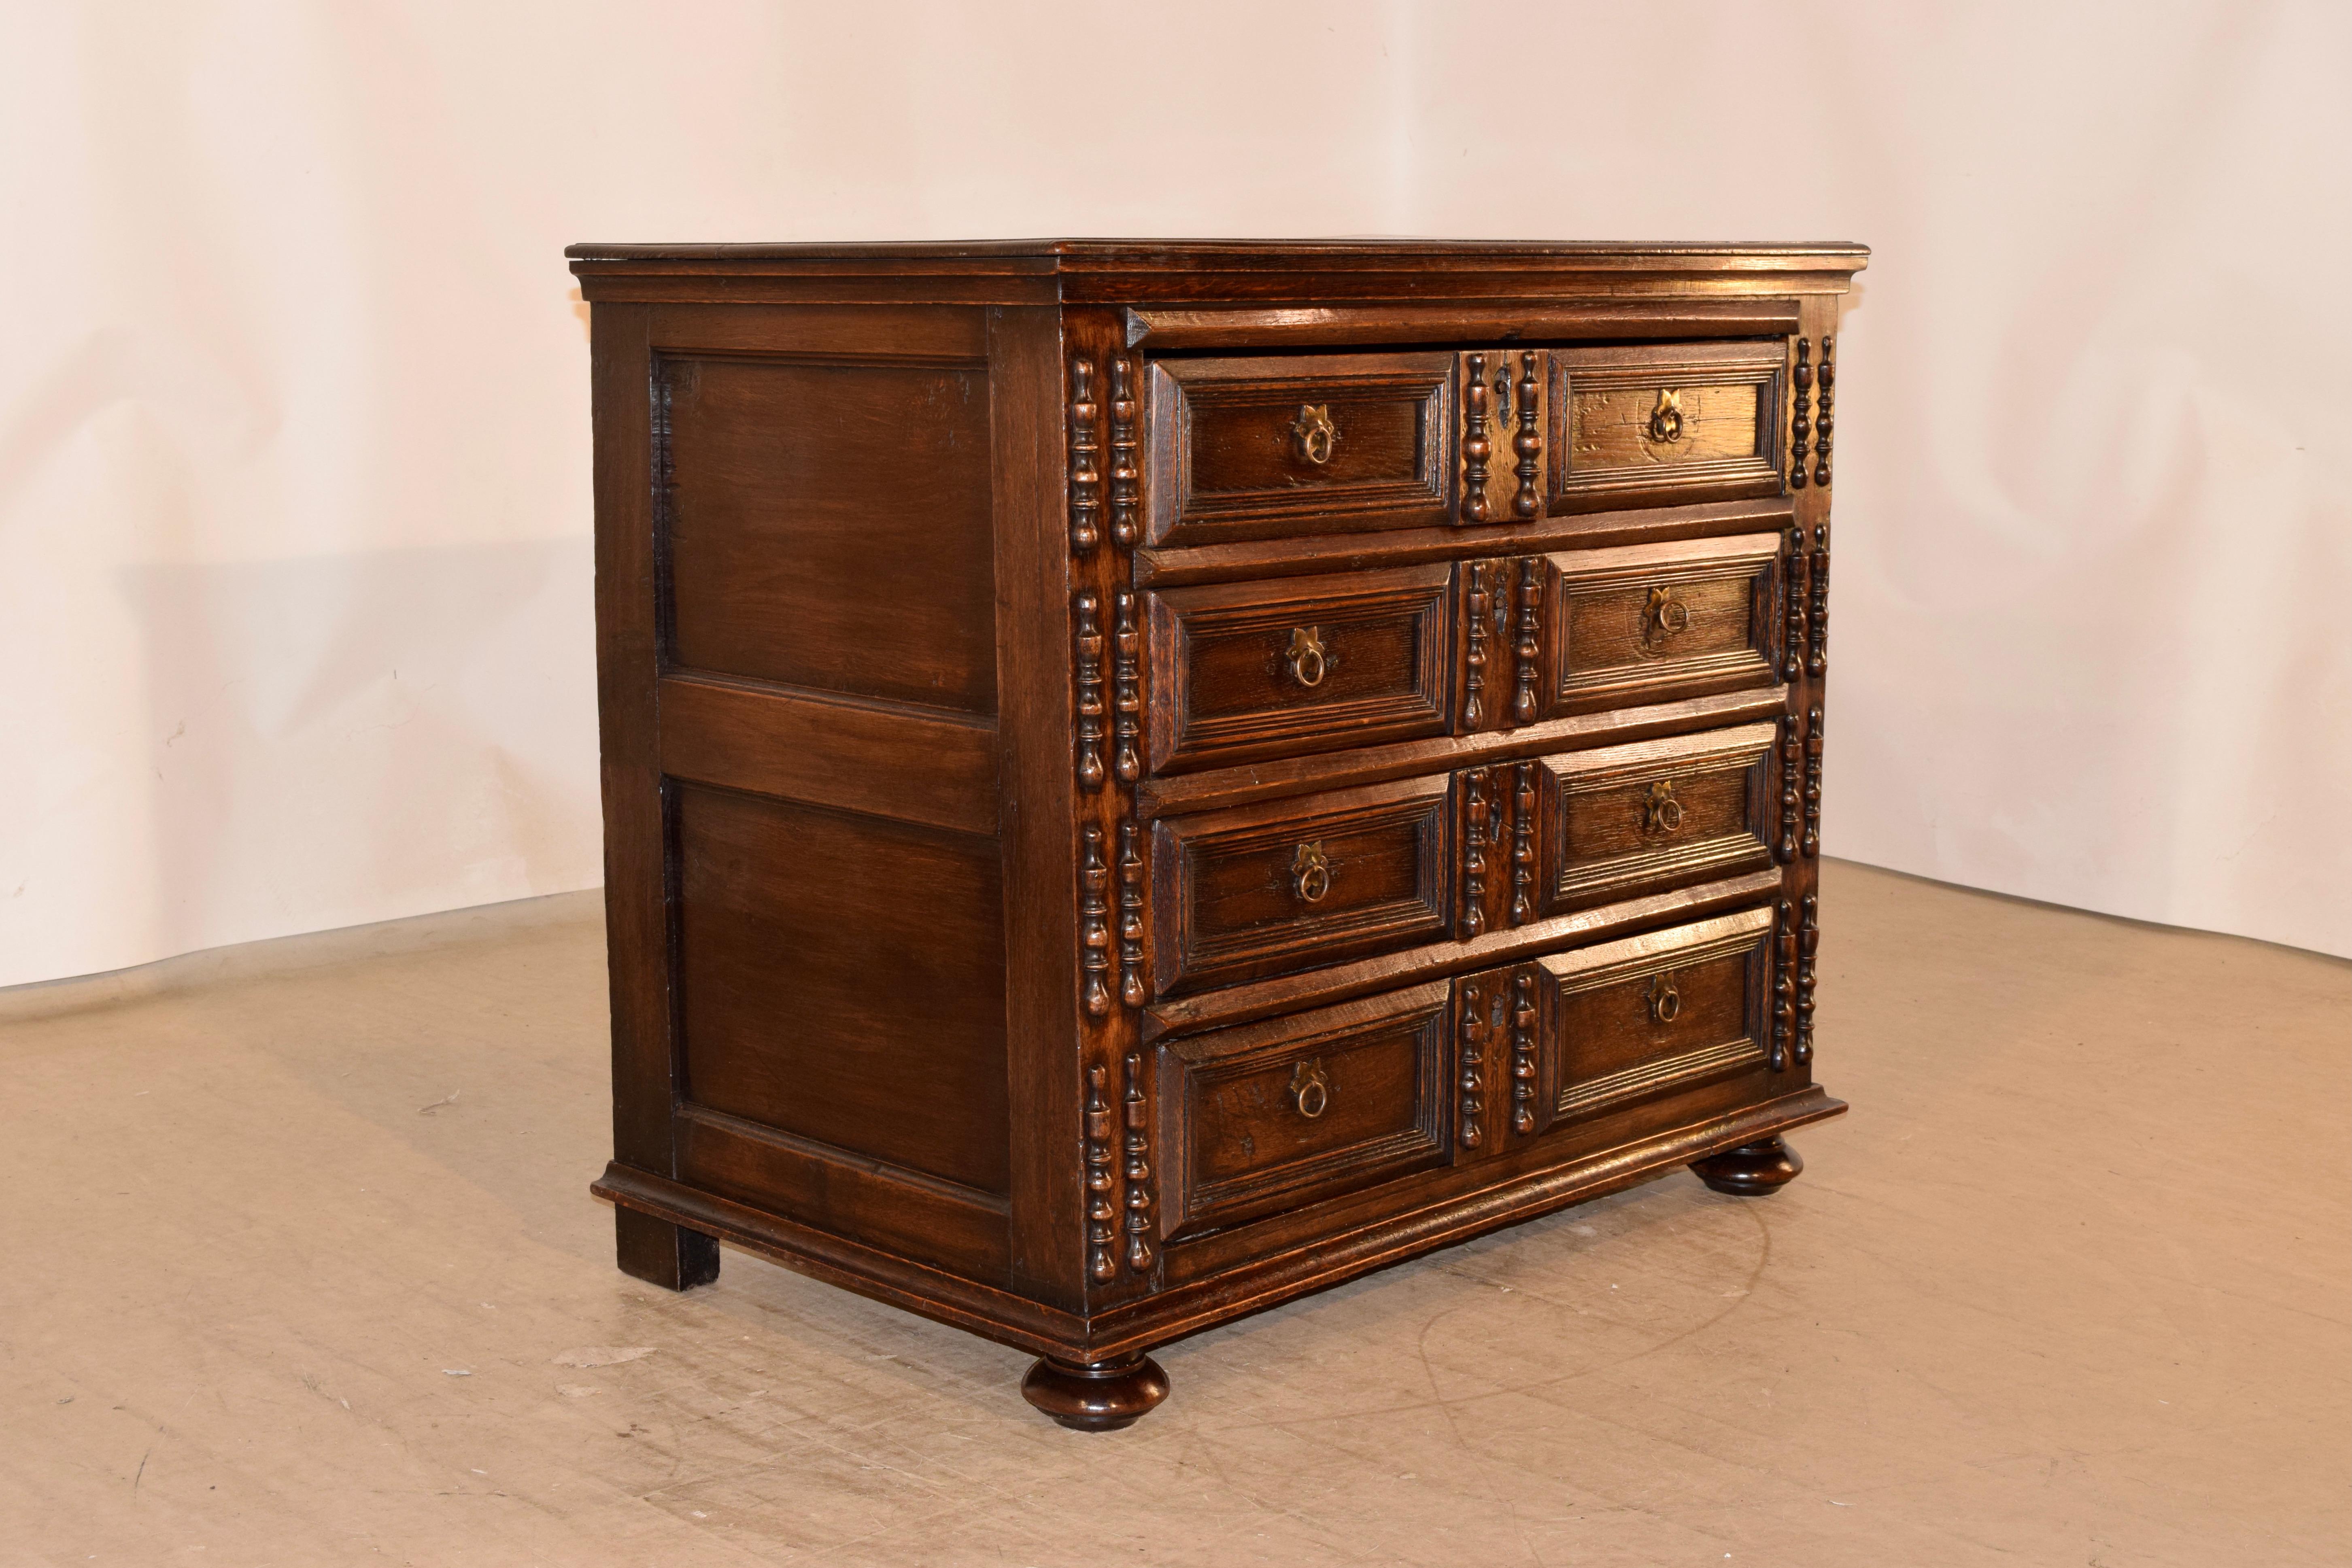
top-left (1285, 625), bottom-right (1335, 687)
top-left (1647, 388), bottom-right (1685, 444)
top-left (1289, 1057), bottom-right (1330, 1119)
top-left (1291, 841), bottom-right (1332, 903)
top-left (1291, 403), bottom-right (1339, 465)
top-left (1642, 779), bottom-right (1685, 834)
top-left (1641, 585), bottom-right (1690, 648)
top-left (1647, 973), bottom-right (1682, 1025)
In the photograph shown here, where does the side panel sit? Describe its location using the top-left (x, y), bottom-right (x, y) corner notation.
top-left (635, 303), bottom-right (1014, 1281)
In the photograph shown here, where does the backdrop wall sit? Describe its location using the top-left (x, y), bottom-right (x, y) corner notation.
top-left (3, 0), bottom-right (2344, 991)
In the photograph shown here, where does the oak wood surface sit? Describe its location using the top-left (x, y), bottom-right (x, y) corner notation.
top-left (578, 239), bottom-right (1864, 1426)
top-left (661, 350), bottom-right (998, 714)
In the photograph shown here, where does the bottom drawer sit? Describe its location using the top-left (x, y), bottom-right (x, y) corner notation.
top-left (1461, 903), bottom-right (1778, 1150)
top-left (1155, 981), bottom-right (1451, 1241)
top-left (1149, 901), bottom-right (1789, 1264)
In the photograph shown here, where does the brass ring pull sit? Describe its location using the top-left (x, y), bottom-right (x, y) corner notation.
top-left (1289, 1058), bottom-right (1330, 1119)
top-left (1291, 404), bottom-right (1339, 465)
top-left (1285, 626), bottom-right (1334, 688)
top-left (1642, 779), bottom-right (1684, 834)
top-left (1291, 841), bottom-right (1332, 903)
top-left (1641, 585), bottom-right (1690, 648)
top-left (1647, 389), bottom-right (1685, 444)
top-left (1647, 973), bottom-right (1682, 1024)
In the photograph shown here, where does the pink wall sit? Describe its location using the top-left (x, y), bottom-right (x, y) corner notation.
top-left (1, 0), bottom-right (2343, 987)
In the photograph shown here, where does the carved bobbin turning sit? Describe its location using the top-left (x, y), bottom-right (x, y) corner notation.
top-left (1512, 351), bottom-right (1542, 518)
top-left (1074, 593), bottom-right (1106, 791)
top-left (1068, 356), bottom-right (1100, 554)
top-left (1079, 826), bottom-right (1111, 1018)
top-left (1462, 353), bottom-right (1492, 522)
top-left (1813, 336), bottom-right (1835, 488)
top-left (1122, 1052), bottom-right (1154, 1274)
top-left (1084, 1065), bottom-right (1118, 1280)
top-left (1461, 767), bottom-right (1490, 938)
top-left (1458, 980), bottom-right (1486, 1149)
top-left (1107, 356), bottom-right (1139, 547)
top-left (1789, 338), bottom-right (1812, 491)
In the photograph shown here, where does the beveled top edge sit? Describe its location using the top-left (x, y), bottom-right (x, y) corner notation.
top-left (564, 238), bottom-right (1871, 272)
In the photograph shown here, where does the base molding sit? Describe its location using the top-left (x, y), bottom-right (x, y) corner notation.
top-left (592, 1084), bottom-right (1845, 1362)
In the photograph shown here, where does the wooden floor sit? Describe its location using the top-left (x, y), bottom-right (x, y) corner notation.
top-left (0, 860), bottom-right (2343, 1566)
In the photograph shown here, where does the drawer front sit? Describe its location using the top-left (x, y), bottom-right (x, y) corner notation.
top-left (1158, 982), bottom-right (1451, 1239)
top-left (1542, 534), bottom-right (1780, 716)
top-left (1146, 352), bottom-right (1453, 546)
top-left (1146, 564), bottom-right (1454, 773)
top-left (1539, 722), bottom-right (1777, 914)
top-left (1155, 776), bottom-right (1453, 996)
top-left (1549, 340), bottom-right (1786, 513)
top-left (1462, 907), bottom-right (1774, 1149)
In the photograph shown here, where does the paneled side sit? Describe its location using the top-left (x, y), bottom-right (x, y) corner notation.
top-left (658, 333), bottom-right (997, 714)
top-left (673, 783), bottom-right (1011, 1197)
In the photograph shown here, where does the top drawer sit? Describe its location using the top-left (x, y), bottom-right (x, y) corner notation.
top-left (1146, 352), bottom-right (1454, 547)
top-left (1549, 340), bottom-right (1787, 514)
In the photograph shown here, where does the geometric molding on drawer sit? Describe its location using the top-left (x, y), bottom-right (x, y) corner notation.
top-left (1543, 721), bottom-right (1776, 909)
top-left (1156, 776), bottom-right (1453, 997)
top-left (1147, 353), bottom-right (1453, 548)
top-left (1532, 907), bottom-right (1772, 1127)
top-left (1548, 535), bottom-right (1780, 715)
top-left (1156, 982), bottom-right (1451, 1239)
top-left (1549, 340), bottom-right (1786, 515)
top-left (1148, 565), bottom-right (1453, 773)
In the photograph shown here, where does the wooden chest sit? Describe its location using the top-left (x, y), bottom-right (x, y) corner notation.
top-left (569, 240), bottom-right (1865, 1428)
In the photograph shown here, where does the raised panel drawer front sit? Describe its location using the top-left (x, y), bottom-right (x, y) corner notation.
top-left (1524, 906), bottom-right (1773, 1143)
top-left (1544, 534), bottom-right (1781, 716)
top-left (1539, 722), bottom-right (1777, 915)
top-left (1157, 982), bottom-right (1451, 1240)
top-left (1146, 352), bottom-right (1453, 546)
top-left (1154, 775), bottom-right (1453, 997)
top-left (1146, 564), bottom-right (1454, 773)
top-left (1549, 340), bottom-right (1787, 514)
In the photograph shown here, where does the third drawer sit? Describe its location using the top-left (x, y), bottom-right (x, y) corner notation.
top-left (1150, 718), bottom-right (1782, 997)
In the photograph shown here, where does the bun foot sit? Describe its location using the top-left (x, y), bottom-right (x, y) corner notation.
top-left (1021, 1352), bottom-right (1169, 1431)
top-left (1691, 1135), bottom-right (1804, 1196)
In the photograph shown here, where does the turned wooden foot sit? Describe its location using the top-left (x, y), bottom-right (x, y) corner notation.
top-left (1691, 1135), bottom-right (1804, 1196)
top-left (614, 1207), bottom-right (720, 1290)
top-left (1020, 1353), bottom-right (1169, 1431)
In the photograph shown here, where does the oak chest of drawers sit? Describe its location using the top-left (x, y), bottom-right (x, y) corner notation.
top-left (569, 239), bottom-right (1866, 1428)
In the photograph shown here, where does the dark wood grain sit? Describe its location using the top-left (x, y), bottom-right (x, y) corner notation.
top-left (1153, 774), bottom-right (1453, 997)
top-left (673, 783), bottom-right (1009, 1194)
top-left (1146, 353), bottom-right (1452, 546)
top-left (1145, 564), bottom-right (1455, 772)
top-left (661, 350), bottom-right (998, 713)
top-left (578, 239), bottom-right (1864, 1426)
top-left (988, 305), bottom-right (1085, 1307)
top-left (585, 303), bottom-right (683, 1221)
top-left (1124, 299), bottom-right (1802, 349)
top-left (1157, 980), bottom-right (1451, 1238)
top-left (658, 673), bottom-right (998, 836)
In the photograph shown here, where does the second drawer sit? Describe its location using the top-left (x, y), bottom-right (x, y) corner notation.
top-left (1154, 775), bottom-right (1454, 996)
